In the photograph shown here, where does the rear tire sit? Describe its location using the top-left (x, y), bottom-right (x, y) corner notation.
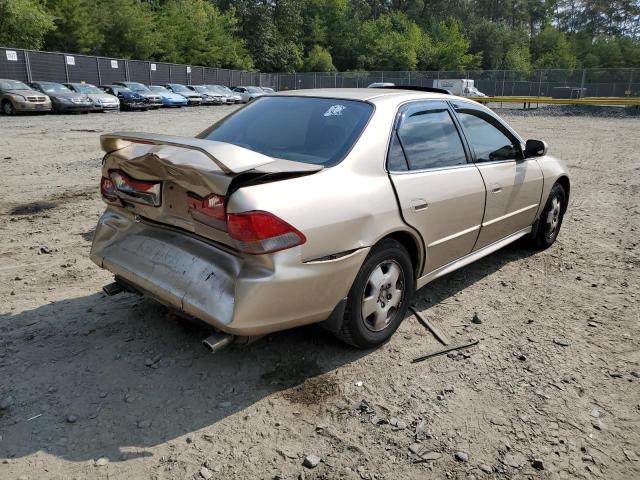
top-left (529, 183), bottom-right (566, 249)
top-left (334, 239), bottom-right (414, 348)
top-left (2, 100), bottom-right (15, 115)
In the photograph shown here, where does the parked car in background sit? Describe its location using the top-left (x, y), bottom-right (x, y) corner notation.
top-left (164, 84), bottom-right (203, 106)
top-left (98, 85), bottom-right (149, 111)
top-left (64, 82), bottom-right (120, 112)
top-left (260, 86), bottom-right (275, 93)
top-left (0, 79), bottom-right (52, 115)
top-left (232, 86), bottom-right (265, 103)
top-left (148, 85), bottom-right (188, 107)
top-left (187, 85), bottom-right (223, 105)
top-left (368, 82), bottom-right (395, 88)
top-left (206, 85), bottom-right (242, 104)
top-left (91, 88), bottom-right (569, 349)
top-left (29, 81), bottom-right (93, 114)
top-left (112, 82), bottom-right (162, 109)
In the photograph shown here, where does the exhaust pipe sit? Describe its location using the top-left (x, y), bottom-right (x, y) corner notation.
top-left (103, 281), bottom-right (124, 296)
top-left (202, 332), bottom-right (234, 353)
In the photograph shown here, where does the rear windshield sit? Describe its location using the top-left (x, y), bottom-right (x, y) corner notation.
top-left (200, 96), bottom-right (373, 166)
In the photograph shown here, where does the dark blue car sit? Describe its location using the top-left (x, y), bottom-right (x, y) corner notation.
top-left (98, 85), bottom-right (149, 111)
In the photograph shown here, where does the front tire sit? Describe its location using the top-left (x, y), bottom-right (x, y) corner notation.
top-left (334, 239), bottom-right (414, 348)
top-left (2, 100), bottom-right (15, 115)
top-left (530, 183), bottom-right (566, 249)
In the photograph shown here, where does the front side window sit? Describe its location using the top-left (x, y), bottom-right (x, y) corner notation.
top-left (394, 102), bottom-right (467, 171)
top-left (200, 96), bottom-right (373, 166)
top-left (453, 104), bottom-right (521, 162)
top-left (38, 83), bottom-right (71, 93)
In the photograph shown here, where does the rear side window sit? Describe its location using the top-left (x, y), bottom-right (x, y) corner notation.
top-left (453, 105), bottom-right (521, 162)
top-left (394, 103), bottom-right (467, 171)
top-left (201, 97), bottom-right (373, 166)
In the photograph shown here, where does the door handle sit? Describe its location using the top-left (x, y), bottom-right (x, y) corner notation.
top-left (490, 184), bottom-right (502, 194)
top-left (410, 199), bottom-right (428, 212)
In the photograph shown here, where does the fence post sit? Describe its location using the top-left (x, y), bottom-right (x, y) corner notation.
top-left (63, 53), bottom-right (69, 82)
top-left (96, 57), bottom-right (102, 85)
top-left (149, 61), bottom-right (152, 85)
top-left (580, 68), bottom-right (586, 93)
top-left (627, 69), bottom-right (633, 95)
top-left (24, 50), bottom-right (33, 82)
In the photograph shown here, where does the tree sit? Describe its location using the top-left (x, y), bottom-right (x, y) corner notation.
top-left (531, 26), bottom-right (577, 69)
top-left (44, 0), bottom-right (103, 53)
top-left (99, 0), bottom-right (158, 60)
top-left (304, 45), bottom-right (336, 71)
top-left (426, 20), bottom-right (481, 71)
top-left (158, 0), bottom-right (253, 69)
top-left (0, 0), bottom-right (54, 49)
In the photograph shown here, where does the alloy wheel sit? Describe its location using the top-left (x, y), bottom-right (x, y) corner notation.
top-left (361, 260), bottom-right (404, 332)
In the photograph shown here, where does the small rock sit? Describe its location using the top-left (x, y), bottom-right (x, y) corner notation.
top-left (630, 371), bottom-right (640, 379)
top-left (66, 415), bottom-right (77, 423)
top-left (471, 313), bottom-right (482, 324)
top-left (518, 354), bottom-right (527, 361)
top-left (444, 385), bottom-right (455, 393)
top-left (354, 381), bottom-right (363, 387)
top-left (303, 454), bottom-right (321, 468)
top-left (390, 417), bottom-right (406, 429)
top-left (40, 246), bottom-right (52, 254)
top-left (532, 458), bottom-right (544, 470)
top-left (144, 358), bottom-right (154, 367)
top-left (592, 419), bottom-right (603, 430)
top-left (99, 392), bottom-right (107, 398)
top-left (186, 436), bottom-right (194, 444)
top-left (623, 449), bottom-right (639, 461)
top-left (418, 451), bottom-right (442, 461)
top-left (436, 394), bottom-right (445, 401)
top-left (479, 464), bottom-right (492, 474)
top-left (95, 457), bottom-right (109, 466)
top-left (0, 396), bottom-right (14, 410)
top-left (553, 338), bottom-right (571, 347)
top-left (582, 454), bottom-right (594, 462)
top-left (503, 453), bottom-right (524, 468)
top-left (587, 322), bottom-right (599, 327)
top-left (608, 371), bottom-right (623, 378)
top-left (199, 466), bottom-right (213, 479)
top-left (455, 451), bottom-right (469, 462)
top-left (590, 408), bottom-right (600, 418)
top-left (137, 419), bottom-right (151, 429)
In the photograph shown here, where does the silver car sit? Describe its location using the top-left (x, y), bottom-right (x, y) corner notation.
top-left (232, 86), bottom-right (265, 103)
top-left (64, 83), bottom-right (120, 111)
top-left (91, 88), bottom-right (569, 349)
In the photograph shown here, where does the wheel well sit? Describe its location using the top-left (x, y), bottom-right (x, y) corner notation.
top-left (556, 175), bottom-right (570, 212)
top-left (381, 231), bottom-right (421, 278)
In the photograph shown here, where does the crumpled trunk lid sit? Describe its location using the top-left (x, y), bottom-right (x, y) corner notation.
top-left (100, 132), bottom-right (321, 248)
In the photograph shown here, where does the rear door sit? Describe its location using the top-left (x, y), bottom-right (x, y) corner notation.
top-left (451, 101), bottom-right (543, 249)
top-left (388, 100), bottom-right (486, 275)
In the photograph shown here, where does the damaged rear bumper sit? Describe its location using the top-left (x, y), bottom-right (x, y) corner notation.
top-left (90, 208), bottom-right (368, 336)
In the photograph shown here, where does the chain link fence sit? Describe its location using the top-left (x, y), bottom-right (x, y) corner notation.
top-left (0, 46), bottom-right (277, 88)
top-left (277, 69), bottom-right (640, 97)
top-left (1, 46), bottom-right (637, 97)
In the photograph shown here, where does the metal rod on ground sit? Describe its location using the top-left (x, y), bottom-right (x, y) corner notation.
top-left (409, 306), bottom-right (450, 346)
top-left (412, 340), bottom-right (479, 364)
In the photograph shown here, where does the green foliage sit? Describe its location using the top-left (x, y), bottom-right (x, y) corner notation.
top-left (1, 0), bottom-right (639, 72)
top-left (304, 45), bottom-right (335, 72)
top-left (0, 0), bottom-right (54, 49)
top-left (531, 26), bottom-right (577, 69)
top-left (44, 0), bottom-right (103, 53)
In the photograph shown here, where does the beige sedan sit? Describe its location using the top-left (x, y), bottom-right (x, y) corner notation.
top-left (91, 88), bottom-right (569, 349)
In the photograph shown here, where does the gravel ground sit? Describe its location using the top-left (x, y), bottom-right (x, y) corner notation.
top-left (0, 106), bottom-right (639, 480)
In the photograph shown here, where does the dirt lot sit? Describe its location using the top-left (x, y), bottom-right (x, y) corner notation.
top-left (0, 105), bottom-right (639, 480)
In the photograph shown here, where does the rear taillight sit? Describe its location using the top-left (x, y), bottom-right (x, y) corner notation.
top-left (227, 211), bottom-right (305, 254)
top-left (108, 170), bottom-right (161, 206)
top-left (100, 176), bottom-right (119, 204)
top-left (187, 192), bottom-right (226, 229)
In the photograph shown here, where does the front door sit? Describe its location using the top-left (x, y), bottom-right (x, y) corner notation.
top-left (451, 101), bottom-right (544, 249)
top-left (388, 101), bottom-right (486, 274)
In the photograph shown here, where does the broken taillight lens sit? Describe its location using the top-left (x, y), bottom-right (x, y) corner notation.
top-left (227, 211), bottom-right (305, 254)
top-left (100, 176), bottom-right (119, 204)
top-left (108, 170), bottom-right (161, 207)
top-left (187, 192), bottom-right (226, 229)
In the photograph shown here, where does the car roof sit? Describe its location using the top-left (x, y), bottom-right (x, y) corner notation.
top-left (274, 88), bottom-right (454, 103)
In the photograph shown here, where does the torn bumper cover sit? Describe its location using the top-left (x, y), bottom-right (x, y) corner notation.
top-left (90, 208), bottom-right (368, 336)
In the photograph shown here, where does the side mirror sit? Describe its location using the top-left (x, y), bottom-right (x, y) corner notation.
top-left (524, 139), bottom-right (548, 158)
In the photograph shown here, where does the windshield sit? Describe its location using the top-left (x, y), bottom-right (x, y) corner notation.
top-left (38, 83), bottom-right (71, 93)
top-left (127, 83), bottom-right (149, 92)
top-left (0, 80), bottom-right (30, 90)
top-left (73, 84), bottom-right (102, 94)
top-left (201, 97), bottom-right (373, 166)
top-left (149, 86), bottom-right (169, 93)
top-left (113, 87), bottom-right (133, 94)
top-left (246, 87), bottom-right (262, 93)
top-left (170, 85), bottom-right (190, 93)
top-left (193, 86), bottom-right (208, 93)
